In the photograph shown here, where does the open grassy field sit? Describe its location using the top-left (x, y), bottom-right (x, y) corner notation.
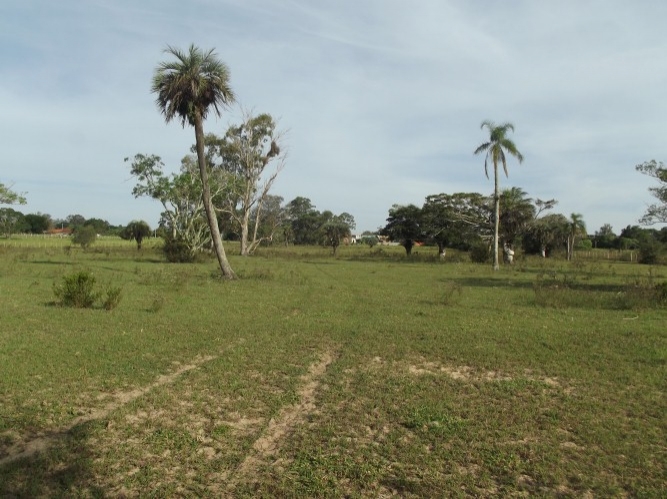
top-left (0, 240), bottom-right (665, 497)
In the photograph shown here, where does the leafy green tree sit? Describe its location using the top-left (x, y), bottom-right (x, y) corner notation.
top-left (498, 187), bottom-right (535, 250)
top-left (566, 213), bottom-right (587, 261)
top-left (360, 235), bottom-right (379, 247)
top-left (474, 121), bottom-right (524, 270)
top-left (66, 214), bottom-right (86, 229)
top-left (635, 160), bottom-right (667, 224)
top-left (285, 197), bottom-right (321, 245)
top-left (421, 192), bottom-right (489, 257)
top-left (84, 218), bottom-right (111, 235)
top-left (381, 204), bottom-right (423, 255)
top-left (127, 153), bottom-right (213, 255)
top-left (593, 224), bottom-right (616, 249)
top-left (0, 182), bottom-right (27, 205)
top-left (24, 213), bottom-right (52, 234)
top-left (72, 225), bottom-right (97, 249)
top-left (121, 220), bottom-right (152, 249)
top-left (152, 44), bottom-right (237, 279)
top-left (523, 213), bottom-right (569, 257)
top-left (0, 208), bottom-right (27, 237)
top-left (321, 212), bottom-right (356, 256)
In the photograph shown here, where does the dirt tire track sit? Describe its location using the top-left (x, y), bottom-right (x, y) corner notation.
top-left (232, 350), bottom-right (335, 482)
top-left (0, 354), bottom-right (216, 467)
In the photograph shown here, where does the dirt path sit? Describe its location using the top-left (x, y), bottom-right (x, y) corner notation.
top-left (231, 350), bottom-right (335, 482)
top-left (0, 354), bottom-right (216, 467)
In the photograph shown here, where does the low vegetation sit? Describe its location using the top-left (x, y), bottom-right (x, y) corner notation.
top-left (0, 241), bottom-right (665, 496)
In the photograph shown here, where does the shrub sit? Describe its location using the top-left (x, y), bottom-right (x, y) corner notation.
top-left (360, 236), bottom-right (379, 248)
top-left (469, 243), bottom-right (490, 264)
top-left (637, 238), bottom-right (663, 265)
top-left (72, 226), bottom-right (97, 249)
top-left (163, 235), bottom-right (196, 263)
top-left (655, 282), bottom-right (667, 305)
top-left (53, 271), bottom-right (100, 308)
top-left (53, 271), bottom-right (123, 310)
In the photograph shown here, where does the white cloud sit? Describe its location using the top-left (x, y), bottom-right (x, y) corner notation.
top-left (1, 0), bottom-right (666, 235)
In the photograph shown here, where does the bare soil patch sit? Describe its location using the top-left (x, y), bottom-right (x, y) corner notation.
top-left (0, 354), bottom-right (216, 466)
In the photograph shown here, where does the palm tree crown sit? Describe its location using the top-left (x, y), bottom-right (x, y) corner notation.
top-left (474, 120), bottom-right (524, 178)
top-left (152, 44), bottom-right (235, 128)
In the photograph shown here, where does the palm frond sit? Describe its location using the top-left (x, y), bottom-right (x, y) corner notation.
top-left (152, 44), bottom-right (235, 128)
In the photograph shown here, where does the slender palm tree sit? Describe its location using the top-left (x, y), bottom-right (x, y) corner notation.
top-left (152, 44), bottom-right (237, 279)
top-left (566, 213), bottom-right (586, 261)
top-left (474, 121), bottom-right (524, 270)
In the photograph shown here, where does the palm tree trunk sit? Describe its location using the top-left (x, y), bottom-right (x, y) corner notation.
top-left (194, 116), bottom-right (237, 279)
top-left (493, 163), bottom-right (500, 271)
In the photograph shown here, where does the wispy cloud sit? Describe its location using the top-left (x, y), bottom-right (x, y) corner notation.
top-left (1, 0), bottom-right (665, 233)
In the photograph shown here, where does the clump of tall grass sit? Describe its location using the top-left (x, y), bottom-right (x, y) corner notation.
top-left (614, 276), bottom-right (667, 309)
top-left (439, 281), bottom-right (463, 306)
top-left (533, 269), bottom-right (667, 310)
top-left (53, 270), bottom-right (122, 310)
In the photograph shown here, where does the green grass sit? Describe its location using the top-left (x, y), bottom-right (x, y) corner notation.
top-left (0, 242), bottom-right (665, 497)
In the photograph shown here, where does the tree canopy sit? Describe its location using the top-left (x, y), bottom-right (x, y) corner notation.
top-left (0, 183), bottom-right (27, 205)
top-left (381, 204), bottom-right (423, 255)
top-left (636, 160), bottom-right (667, 225)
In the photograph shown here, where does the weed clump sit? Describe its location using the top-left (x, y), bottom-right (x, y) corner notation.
top-left (53, 270), bottom-right (122, 310)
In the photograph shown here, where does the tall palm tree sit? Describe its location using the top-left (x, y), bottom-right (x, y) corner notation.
top-left (474, 121), bottom-right (524, 270)
top-left (566, 213), bottom-right (586, 261)
top-left (152, 44), bottom-right (237, 279)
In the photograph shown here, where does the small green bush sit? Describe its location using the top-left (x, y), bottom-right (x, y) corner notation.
top-left (53, 271), bottom-right (100, 308)
top-left (102, 286), bottom-right (123, 310)
top-left (163, 235), bottom-right (196, 263)
top-left (53, 271), bottom-right (122, 310)
top-left (469, 243), bottom-right (490, 264)
top-left (72, 226), bottom-right (97, 249)
top-left (638, 239), bottom-right (663, 265)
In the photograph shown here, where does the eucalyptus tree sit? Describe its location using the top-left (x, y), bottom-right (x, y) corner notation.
top-left (152, 44), bottom-right (237, 279)
top-left (249, 194), bottom-right (286, 246)
top-left (0, 182), bottom-right (26, 205)
top-left (474, 121), bottom-right (524, 270)
top-left (0, 208), bottom-right (27, 237)
top-left (635, 160), bottom-right (667, 224)
top-left (126, 153), bottom-right (218, 256)
top-left (211, 112), bottom-right (286, 255)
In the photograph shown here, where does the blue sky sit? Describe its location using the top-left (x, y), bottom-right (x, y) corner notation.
top-left (1, 0), bottom-right (666, 234)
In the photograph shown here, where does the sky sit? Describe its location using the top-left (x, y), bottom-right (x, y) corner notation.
top-left (1, 0), bottom-right (666, 235)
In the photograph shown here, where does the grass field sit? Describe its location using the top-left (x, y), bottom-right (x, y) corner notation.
top-left (0, 240), bottom-right (665, 497)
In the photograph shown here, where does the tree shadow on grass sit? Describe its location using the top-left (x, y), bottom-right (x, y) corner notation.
top-left (443, 276), bottom-right (535, 290)
top-left (443, 276), bottom-right (629, 294)
top-left (0, 420), bottom-right (105, 498)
